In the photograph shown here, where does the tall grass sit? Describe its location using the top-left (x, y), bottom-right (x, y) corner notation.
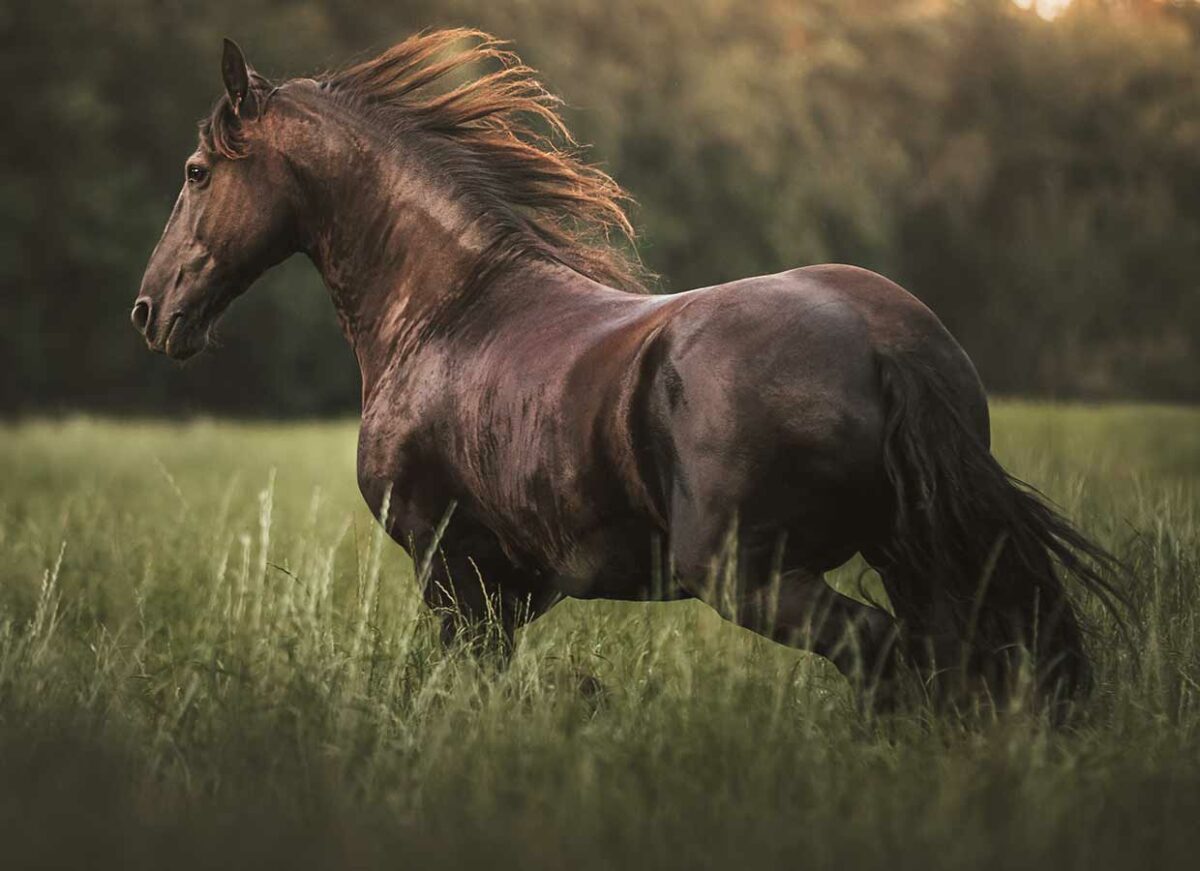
top-left (0, 406), bottom-right (1197, 870)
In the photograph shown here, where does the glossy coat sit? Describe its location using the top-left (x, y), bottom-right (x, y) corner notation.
top-left (134, 32), bottom-right (1120, 706)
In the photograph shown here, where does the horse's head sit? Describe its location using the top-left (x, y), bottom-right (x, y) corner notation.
top-left (133, 40), bottom-right (299, 360)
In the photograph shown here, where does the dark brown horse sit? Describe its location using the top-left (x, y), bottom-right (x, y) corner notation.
top-left (133, 30), bottom-right (1119, 707)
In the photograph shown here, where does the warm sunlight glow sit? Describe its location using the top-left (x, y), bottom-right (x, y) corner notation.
top-left (1013, 0), bottom-right (1073, 19)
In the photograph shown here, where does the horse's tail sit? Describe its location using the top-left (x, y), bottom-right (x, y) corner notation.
top-left (872, 349), bottom-right (1122, 704)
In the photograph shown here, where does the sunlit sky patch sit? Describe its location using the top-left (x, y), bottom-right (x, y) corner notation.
top-left (1013, 0), bottom-right (1074, 19)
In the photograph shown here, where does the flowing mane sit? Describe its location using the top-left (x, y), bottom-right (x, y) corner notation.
top-left (202, 29), bottom-right (648, 293)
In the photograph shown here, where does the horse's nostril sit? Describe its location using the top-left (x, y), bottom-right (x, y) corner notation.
top-left (131, 299), bottom-right (152, 333)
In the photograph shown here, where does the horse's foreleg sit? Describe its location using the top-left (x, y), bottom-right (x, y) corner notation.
top-left (422, 553), bottom-right (559, 658)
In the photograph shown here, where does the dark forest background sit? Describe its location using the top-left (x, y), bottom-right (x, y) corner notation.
top-left (2, 0), bottom-right (1198, 415)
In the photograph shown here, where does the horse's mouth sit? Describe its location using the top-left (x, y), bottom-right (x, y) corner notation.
top-left (161, 310), bottom-right (208, 361)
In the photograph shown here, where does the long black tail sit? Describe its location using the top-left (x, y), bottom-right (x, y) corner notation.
top-left (874, 349), bottom-right (1124, 704)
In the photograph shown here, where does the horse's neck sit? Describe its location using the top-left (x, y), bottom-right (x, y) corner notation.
top-left (284, 107), bottom-right (619, 406)
top-left (298, 137), bottom-right (490, 402)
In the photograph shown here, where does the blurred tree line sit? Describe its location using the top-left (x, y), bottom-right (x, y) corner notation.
top-left (2, 0), bottom-right (1197, 415)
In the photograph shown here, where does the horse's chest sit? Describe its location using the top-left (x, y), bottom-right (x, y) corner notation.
top-left (355, 416), bottom-right (451, 541)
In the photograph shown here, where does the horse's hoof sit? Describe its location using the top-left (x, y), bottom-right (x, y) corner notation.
top-left (575, 670), bottom-right (606, 705)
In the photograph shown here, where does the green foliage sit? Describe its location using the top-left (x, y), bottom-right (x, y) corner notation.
top-left (2, 0), bottom-right (1198, 412)
top-left (0, 407), bottom-right (1197, 868)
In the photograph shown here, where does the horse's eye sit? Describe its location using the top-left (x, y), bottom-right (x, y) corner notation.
top-left (186, 164), bottom-right (209, 185)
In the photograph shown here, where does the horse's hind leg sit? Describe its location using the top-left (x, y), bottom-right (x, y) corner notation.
top-left (742, 568), bottom-right (898, 685)
top-left (861, 550), bottom-right (996, 703)
top-left (672, 523), bottom-right (898, 685)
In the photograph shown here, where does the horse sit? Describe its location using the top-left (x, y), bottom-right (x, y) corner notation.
top-left (132, 30), bottom-right (1120, 710)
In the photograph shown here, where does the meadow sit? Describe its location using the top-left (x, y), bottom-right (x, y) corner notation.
top-left (0, 405), bottom-right (1197, 870)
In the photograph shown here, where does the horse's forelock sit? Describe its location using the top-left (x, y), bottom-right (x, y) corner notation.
top-left (199, 72), bottom-right (273, 160)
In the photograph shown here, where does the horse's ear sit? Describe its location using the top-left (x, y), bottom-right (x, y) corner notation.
top-left (221, 38), bottom-right (259, 120)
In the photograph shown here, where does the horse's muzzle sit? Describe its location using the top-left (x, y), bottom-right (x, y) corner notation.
top-left (131, 297), bottom-right (206, 361)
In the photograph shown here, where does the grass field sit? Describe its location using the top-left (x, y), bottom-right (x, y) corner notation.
top-left (1, 405), bottom-right (1197, 870)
